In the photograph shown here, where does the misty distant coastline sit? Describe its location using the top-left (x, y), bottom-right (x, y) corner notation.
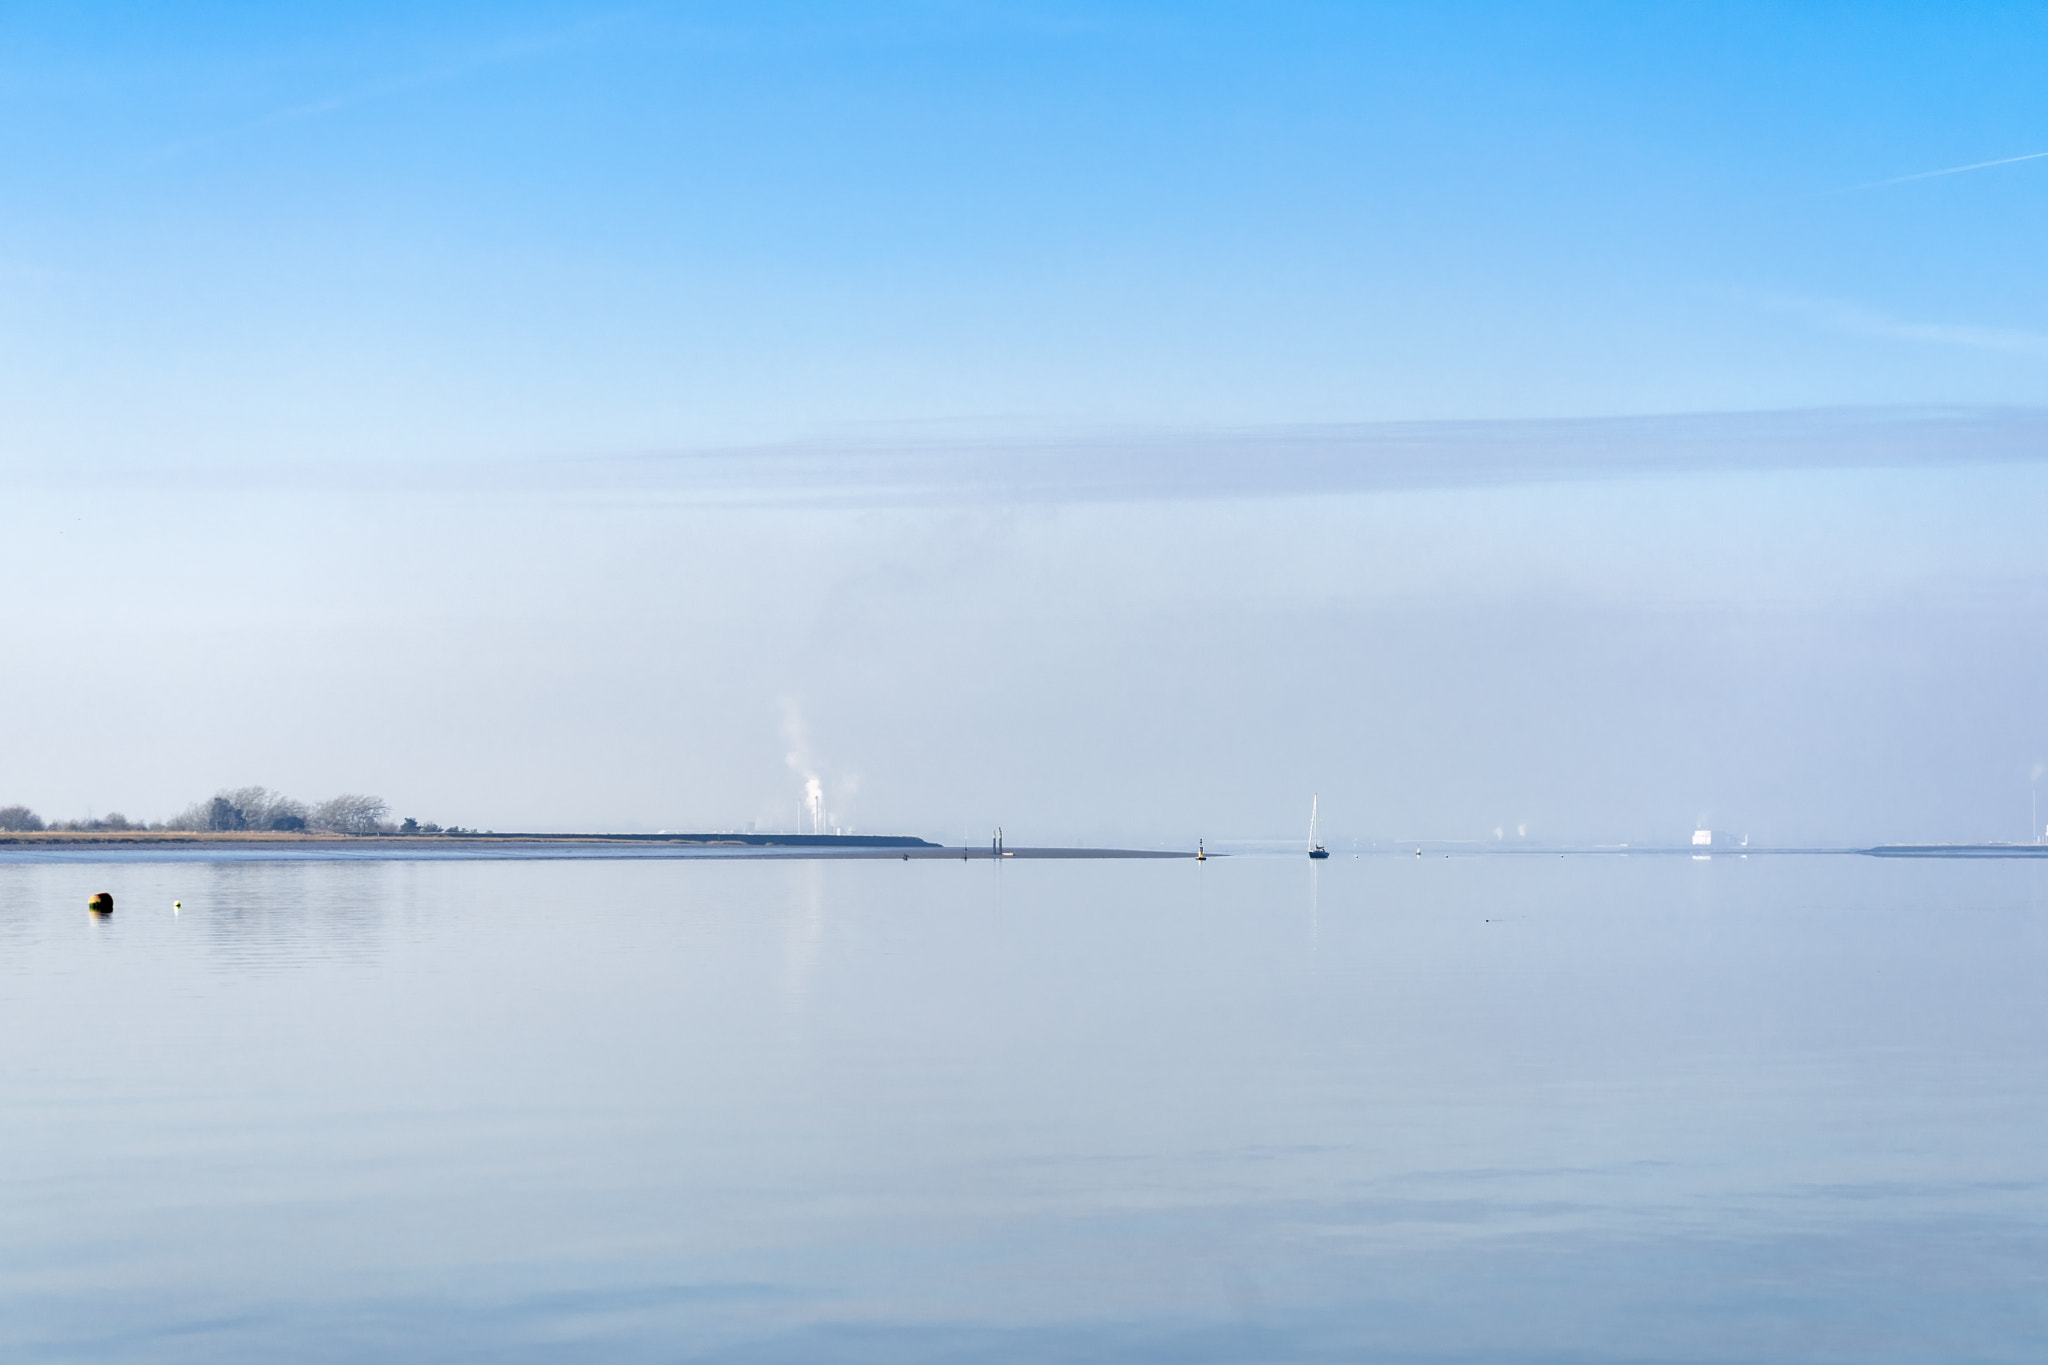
top-left (7, 793), bottom-right (2043, 861)
top-left (2, 826), bottom-right (2040, 861)
top-left (0, 830), bottom-right (1189, 861)
top-left (0, 830), bottom-right (942, 848)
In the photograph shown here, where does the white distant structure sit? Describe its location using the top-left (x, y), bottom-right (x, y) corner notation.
top-left (1692, 829), bottom-right (1712, 847)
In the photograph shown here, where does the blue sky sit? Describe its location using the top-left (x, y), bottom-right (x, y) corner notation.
top-left (2, 4), bottom-right (2046, 843)
top-left (3, 2), bottom-right (2044, 464)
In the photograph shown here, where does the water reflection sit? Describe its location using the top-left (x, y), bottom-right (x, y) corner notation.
top-left (194, 859), bottom-right (396, 971)
top-left (779, 859), bottom-right (827, 1015)
top-left (1, 853), bottom-right (2045, 1362)
top-left (1298, 858), bottom-right (1320, 958)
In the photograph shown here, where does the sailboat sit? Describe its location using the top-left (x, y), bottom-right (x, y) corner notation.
top-left (1308, 796), bottom-right (1330, 859)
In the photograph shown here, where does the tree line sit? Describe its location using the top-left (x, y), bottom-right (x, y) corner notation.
top-left (0, 788), bottom-right (457, 835)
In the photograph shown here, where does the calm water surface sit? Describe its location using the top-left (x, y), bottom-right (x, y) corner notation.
top-left (3, 852), bottom-right (2045, 1362)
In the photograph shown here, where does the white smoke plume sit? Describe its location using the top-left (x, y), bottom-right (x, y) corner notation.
top-left (780, 698), bottom-right (856, 833)
top-left (781, 698), bottom-right (819, 831)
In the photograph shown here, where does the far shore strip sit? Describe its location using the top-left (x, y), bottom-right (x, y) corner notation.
top-left (0, 830), bottom-right (1191, 858)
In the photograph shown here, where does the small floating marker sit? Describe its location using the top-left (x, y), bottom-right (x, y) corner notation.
top-left (87, 892), bottom-right (113, 915)
top-left (173, 900), bottom-right (182, 913)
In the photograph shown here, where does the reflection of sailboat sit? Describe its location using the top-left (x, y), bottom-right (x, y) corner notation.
top-left (1308, 796), bottom-right (1330, 859)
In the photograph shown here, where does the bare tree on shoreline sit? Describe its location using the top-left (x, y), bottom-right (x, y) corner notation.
top-left (310, 794), bottom-right (390, 835)
top-left (168, 786), bottom-right (310, 832)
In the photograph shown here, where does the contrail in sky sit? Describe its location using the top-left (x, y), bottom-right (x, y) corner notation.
top-left (1846, 150), bottom-right (2048, 191)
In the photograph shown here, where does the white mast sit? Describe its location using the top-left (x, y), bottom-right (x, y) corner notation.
top-left (1310, 795), bottom-right (1319, 850)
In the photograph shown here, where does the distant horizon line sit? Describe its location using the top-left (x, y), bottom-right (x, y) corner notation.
top-left (4, 828), bottom-right (2045, 861)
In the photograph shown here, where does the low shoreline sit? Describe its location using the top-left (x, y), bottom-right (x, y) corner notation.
top-left (0, 831), bottom-right (1191, 861)
top-left (0, 830), bottom-right (941, 848)
top-left (10, 830), bottom-right (2040, 860)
